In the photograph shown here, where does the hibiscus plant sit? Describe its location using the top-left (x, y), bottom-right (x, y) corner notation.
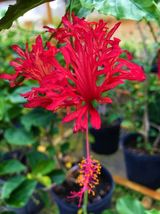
top-left (0, 5), bottom-right (146, 213)
top-left (4, 0), bottom-right (160, 212)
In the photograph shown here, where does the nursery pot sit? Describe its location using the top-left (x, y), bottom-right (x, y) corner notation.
top-left (10, 194), bottom-right (44, 214)
top-left (51, 166), bottom-right (114, 214)
top-left (0, 179), bottom-right (44, 214)
top-left (90, 120), bottom-right (121, 155)
top-left (122, 133), bottom-right (160, 189)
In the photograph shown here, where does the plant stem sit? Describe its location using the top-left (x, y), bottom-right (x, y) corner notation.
top-left (86, 123), bottom-right (90, 159)
top-left (137, 21), bottom-right (150, 146)
top-left (69, 0), bottom-right (73, 21)
top-left (143, 105), bottom-right (149, 145)
top-left (83, 191), bottom-right (88, 214)
top-left (153, 134), bottom-right (160, 148)
top-left (44, 0), bottom-right (72, 47)
top-left (146, 20), bottom-right (159, 44)
top-left (82, 116), bottom-right (89, 214)
top-left (136, 22), bottom-right (150, 63)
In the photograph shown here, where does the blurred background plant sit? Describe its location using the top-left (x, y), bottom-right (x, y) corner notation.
top-left (0, 0), bottom-right (160, 213)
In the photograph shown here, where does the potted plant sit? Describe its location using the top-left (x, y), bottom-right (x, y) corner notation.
top-left (90, 104), bottom-right (122, 155)
top-left (0, 128), bottom-right (71, 214)
top-left (0, 6), bottom-right (145, 214)
top-left (120, 52), bottom-right (160, 188)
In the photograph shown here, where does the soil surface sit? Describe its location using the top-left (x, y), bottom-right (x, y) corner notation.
top-left (125, 134), bottom-right (160, 155)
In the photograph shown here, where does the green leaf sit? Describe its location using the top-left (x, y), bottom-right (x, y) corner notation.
top-left (116, 196), bottom-right (145, 214)
top-left (0, 0), bottom-right (54, 31)
top-left (6, 179), bottom-right (37, 207)
top-left (8, 86), bottom-right (34, 104)
top-left (145, 210), bottom-right (160, 214)
top-left (27, 151), bottom-right (47, 169)
top-left (0, 97), bottom-right (8, 120)
top-left (1, 176), bottom-right (25, 199)
top-left (0, 160), bottom-right (26, 176)
top-left (80, 0), bottom-right (149, 20)
top-left (102, 210), bottom-right (117, 214)
top-left (32, 159), bottom-right (56, 176)
top-left (77, 7), bottom-right (92, 18)
top-left (4, 127), bottom-right (36, 145)
top-left (131, 0), bottom-right (160, 23)
top-left (47, 146), bottom-right (56, 157)
top-left (27, 151), bottom-right (55, 176)
top-left (121, 120), bottom-right (134, 130)
top-left (71, 0), bottom-right (82, 14)
top-left (50, 169), bottom-right (65, 184)
top-left (21, 108), bottom-right (53, 131)
top-left (60, 142), bottom-right (70, 153)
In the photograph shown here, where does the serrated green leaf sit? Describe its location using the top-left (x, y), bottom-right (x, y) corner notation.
top-left (1, 176), bottom-right (25, 199)
top-left (131, 0), bottom-right (160, 23)
top-left (6, 179), bottom-right (37, 207)
top-left (4, 127), bottom-right (36, 145)
top-left (0, 0), bottom-right (54, 31)
top-left (80, 0), bottom-right (160, 21)
top-left (0, 160), bottom-right (26, 176)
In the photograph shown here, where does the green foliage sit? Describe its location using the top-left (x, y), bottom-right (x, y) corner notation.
top-left (1, 176), bottom-right (25, 200)
top-left (60, 142), bottom-right (70, 153)
top-left (0, 159), bottom-right (26, 176)
top-left (80, 0), bottom-right (160, 21)
top-left (21, 108), bottom-right (54, 131)
top-left (116, 196), bottom-right (145, 214)
top-left (4, 127), bottom-right (36, 145)
top-left (50, 169), bottom-right (66, 185)
top-left (8, 86), bottom-right (33, 104)
top-left (131, 0), bottom-right (160, 23)
top-left (145, 210), bottom-right (160, 214)
top-left (5, 179), bottom-right (37, 207)
top-left (27, 151), bottom-right (48, 169)
top-left (0, 0), bottom-right (53, 31)
top-left (31, 159), bottom-right (56, 176)
top-left (102, 196), bottom-right (160, 214)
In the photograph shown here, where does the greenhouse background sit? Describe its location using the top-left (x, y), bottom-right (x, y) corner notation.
top-left (0, 0), bottom-right (160, 214)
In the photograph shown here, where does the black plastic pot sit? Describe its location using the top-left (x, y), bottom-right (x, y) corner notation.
top-left (0, 178), bottom-right (44, 214)
top-left (122, 133), bottom-right (160, 189)
top-left (90, 120), bottom-right (121, 155)
top-left (11, 196), bottom-right (44, 214)
top-left (51, 166), bottom-right (114, 214)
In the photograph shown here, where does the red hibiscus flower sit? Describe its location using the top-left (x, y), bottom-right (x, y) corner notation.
top-left (0, 14), bottom-right (145, 132)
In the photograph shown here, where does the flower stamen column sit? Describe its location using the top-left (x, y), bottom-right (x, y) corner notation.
top-left (69, 115), bottom-right (101, 208)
